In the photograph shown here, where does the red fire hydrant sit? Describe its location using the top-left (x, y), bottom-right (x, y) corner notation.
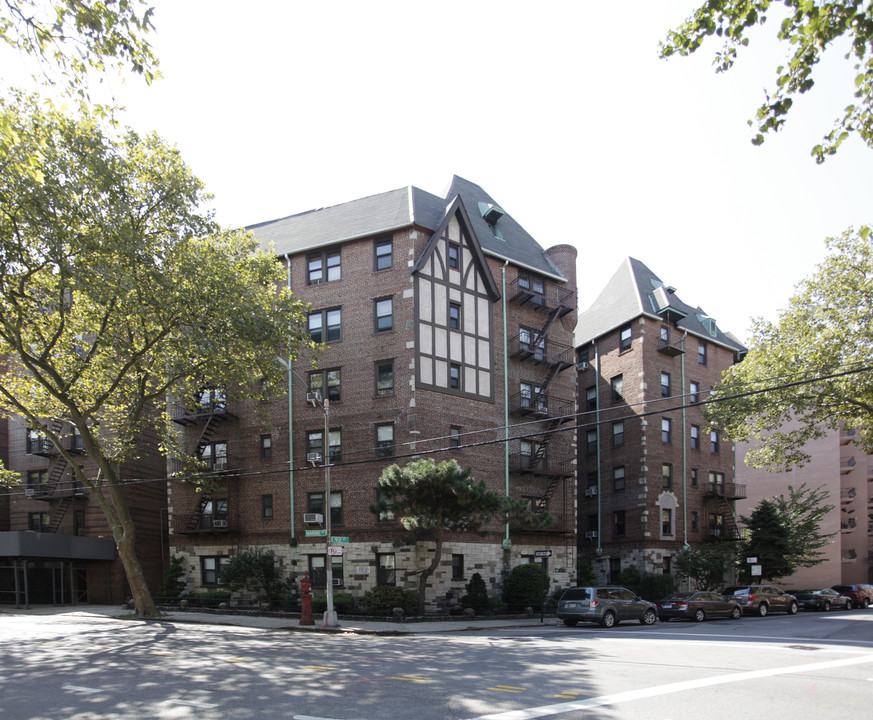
top-left (299, 571), bottom-right (314, 626)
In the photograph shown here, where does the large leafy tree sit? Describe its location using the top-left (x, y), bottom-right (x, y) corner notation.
top-left (739, 484), bottom-right (835, 581)
top-left (0, 95), bottom-right (313, 616)
top-left (372, 459), bottom-right (547, 615)
top-left (674, 542), bottom-right (738, 591)
top-left (707, 226), bottom-right (873, 469)
top-left (660, 1), bottom-right (873, 162)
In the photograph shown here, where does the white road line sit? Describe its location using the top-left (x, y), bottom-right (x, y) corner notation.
top-left (62, 685), bottom-right (105, 694)
top-left (462, 653), bottom-right (873, 720)
top-left (165, 699), bottom-right (220, 709)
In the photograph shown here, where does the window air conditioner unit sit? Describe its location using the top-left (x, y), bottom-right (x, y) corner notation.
top-left (576, 361), bottom-right (590, 371)
top-left (332, 578), bottom-right (343, 587)
top-left (25, 488), bottom-right (35, 497)
top-left (303, 513), bottom-right (324, 524)
top-left (212, 519), bottom-right (228, 528)
top-left (306, 391), bottom-right (323, 406)
top-left (585, 530), bottom-right (598, 539)
top-left (306, 452), bottom-right (323, 465)
top-left (585, 487), bottom-right (598, 497)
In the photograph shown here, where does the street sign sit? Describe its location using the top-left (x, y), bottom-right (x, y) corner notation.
top-left (327, 546), bottom-right (343, 556)
top-left (305, 529), bottom-right (327, 537)
top-left (746, 557), bottom-right (758, 563)
top-left (534, 550), bottom-right (552, 558)
top-left (330, 536), bottom-right (350, 544)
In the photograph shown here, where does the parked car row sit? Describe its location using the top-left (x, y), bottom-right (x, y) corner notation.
top-left (557, 583), bottom-right (873, 628)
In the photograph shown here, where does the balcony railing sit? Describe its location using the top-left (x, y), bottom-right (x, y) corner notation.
top-left (168, 451), bottom-right (241, 477)
top-left (703, 482), bottom-right (747, 500)
top-left (507, 278), bottom-right (575, 318)
top-left (508, 453), bottom-right (574, 477)
top-left (707, 525), bottom-right (739, 541)
top-left (172, 514), bottom-right (234, 535)
top-left (509, 392), bottom-right (574, 421)
top-left (169, 392), bottom-right (234, 425)
top-left (508, 334), bottom-right (574, 371)
top-left (26, 480), bottom-right (87, 501)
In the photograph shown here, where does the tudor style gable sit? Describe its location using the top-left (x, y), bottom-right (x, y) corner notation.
top-left (414, 198), bottom-right (499, 400)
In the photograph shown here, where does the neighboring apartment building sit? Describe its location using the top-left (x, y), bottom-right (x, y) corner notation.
top-left (576, 258), bottom-right (746, 583)
top-left (0, 415), bottom-right (166, 605)
top-left (166, 176), bottom-right (579, 609)
top-left (737, 425), bottom-right (873, 588)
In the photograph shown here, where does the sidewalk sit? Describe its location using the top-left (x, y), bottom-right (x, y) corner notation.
top-left (2, 604), bottom-right (558, 635)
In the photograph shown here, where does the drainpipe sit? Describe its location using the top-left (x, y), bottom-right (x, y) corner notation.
top-left (594, 342), bottom-right (602, 559)
top-left (286, 255), bottom-right (296, 544)
top-left (681, 329), bottom-right (689, 550)
top-left (502, 260), bottom-right (511, 550)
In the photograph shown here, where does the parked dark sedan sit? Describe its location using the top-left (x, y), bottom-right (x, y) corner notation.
top-left (656, 591), bottom-right (742, 622)
top-left (794, 588), bottom-right (853, 611)
top-left (832, 584), bottom-right (873, 609)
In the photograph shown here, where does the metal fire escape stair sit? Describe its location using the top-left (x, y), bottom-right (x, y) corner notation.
top-left (713, 496), bottom-right (740, 540)
top-left (44, 496), bottom-right (73, 533)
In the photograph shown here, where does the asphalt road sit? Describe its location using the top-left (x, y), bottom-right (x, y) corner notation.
top-left (1, 609), bottom-right (872, 719)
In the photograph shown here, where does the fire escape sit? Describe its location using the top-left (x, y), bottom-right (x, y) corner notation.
top-left (170, 388), bottom-right (237, 533)
top-left (29, 421), bottom-right (86, 533)
top-left (507, 276), bottom-right (576, 515)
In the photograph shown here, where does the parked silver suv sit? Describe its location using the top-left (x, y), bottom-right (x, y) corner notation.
top-left (557, 585), bottom-right (657, 628)
top-left (722, 585), bottom-right (799, 616)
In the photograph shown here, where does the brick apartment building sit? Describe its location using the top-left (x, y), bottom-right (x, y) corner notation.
top-left (0, 415), bottom-right (166, 605)
top-left (576, 258), bottom-right (746, 583)
top-left (166, 176), bottom-right (579, 609)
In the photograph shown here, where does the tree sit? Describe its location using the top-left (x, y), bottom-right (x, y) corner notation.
top-left (220, 548), bottom-right (284, 605)
top-left (0, 0), bottom-right (159, 91)
top-left (660, 1), bottom-right (873, 162)
top-left (707, 227), bottom-right (873, 470)
top-left (739, 484), bottom-right (835, 581)
top-left (0, 95), bottom-right (313, 617)
top-left (371, 458), bottom-right (504, 615)
top-left (675, 542), bottom-right (738, 590)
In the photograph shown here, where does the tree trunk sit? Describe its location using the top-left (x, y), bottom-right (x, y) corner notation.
top-left (417, 538), bottom-right (443, 616)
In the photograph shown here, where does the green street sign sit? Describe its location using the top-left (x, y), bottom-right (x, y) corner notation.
top-left (330, 536), bottom-right (350, 544)
top-left (305, 529), bottom-right (327, 537)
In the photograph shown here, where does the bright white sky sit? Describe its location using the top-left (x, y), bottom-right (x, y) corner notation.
top-left (7, 1), bottom-right (873, 345)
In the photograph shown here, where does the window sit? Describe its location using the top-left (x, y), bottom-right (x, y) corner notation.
top-left (586, 429), bottom-right (597, 456)
top-left (691, 468), bottom-right (698, 487)
top-left (663, 556), bottom-right (672, 574)
top-left (261, 494), bottom-right (273, 519)
top-left (449, 426), bottom-right (461, 448)
top-left (689, 381), bottom-right (700, 404)
top-left (519, 327), bottom-right (545, 358)
top-left (451, 554), bottom-right (464, 580)
top-left (196, 386), bottom-right (226, 413)
top-left (307, 249), bottom-right (341, 285)
top-left (710, 429), bottom-right (720, 453)
top-left (309, 368), bottom-right (341, 403)
top-left (709, 513), bottom-right (725, 537)
top-left (307, 429), bottom-right (341, 463)
top-left (612, 420), bottom-right (624, 447)
top-left (691, 511), bottom-right (699, 530)
top-left (661, 372), bottom-right (671, 397)
top-left (587, 514), bottom-right (598, 533)
top-left (708, 471), bottom-right (725, 493)
top-left (585, 386), bottom-right (596, 411)
top-left (377, 553), bottom-right (396, 586)
top-left (375, 360), bottom-right (394, 396)
top-left (611, 375), bottom-right (623, 402)
top-left (698, 341), bottom-right (708, 365)
top-left (690, 425), bottom-right (700, 450)
top-left (201, 556), bottom-right (228, 586)
top-left (613, 510), bottom-right (626, 537)
top-left (620, 325), bottom-right (632, 352)
top-left (375, 488), bottom-right (394, 521)
top-left (74, 509), bottom-right (85, 536)
top-left (26, 427), bottom-right (45, 454)
top-left (260, 435), bottom-right (272, 460)
top-left (376, 423), bottom-right (394, 457)
top-left (662, 463), bottom-right (672, 489)
top-left (374, 237), bottom-right (393, 270)
top-left (520, 439), bottom-right (545, 470)
top-left (201, 442), bottom-right (228, 471)
top-left (661, 417), bottom-right (672, 443)
top-left (375, 297), bottom-right (393, 332)
top-left (28, 512), bottom-right (50, 531)
top-left (449, 363), bottom-right (461, 389)
top-left (659, 326), bottom-right (669, 348)
top-left (308, 308), bottom-right (341, 343)
top-left (448, 301), bottom-right (461, 330)
top-left (199, 499), bottom-right (228, 529)
top-left (586, 471), bottom-right (598, 490)
top-left (662, 508), bottom-right (673, 536)
top-left (448, 243), bottom-right (460, 269)
top-left (307, 491), bottom-right (342, 525)
top-left (520, 381), bottom-right (545, 411)
top-left (27, 469), bottom-right (48, 490)
top-left (613, 465), bottom-right (626, 491)
top-left (308, 555), bottom-right (343, 587)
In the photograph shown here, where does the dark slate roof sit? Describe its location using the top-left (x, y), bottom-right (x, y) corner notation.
top-left (247, 176), bottom-right (565, 281)
top-left (577, 257), bottom-right (746, 353)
